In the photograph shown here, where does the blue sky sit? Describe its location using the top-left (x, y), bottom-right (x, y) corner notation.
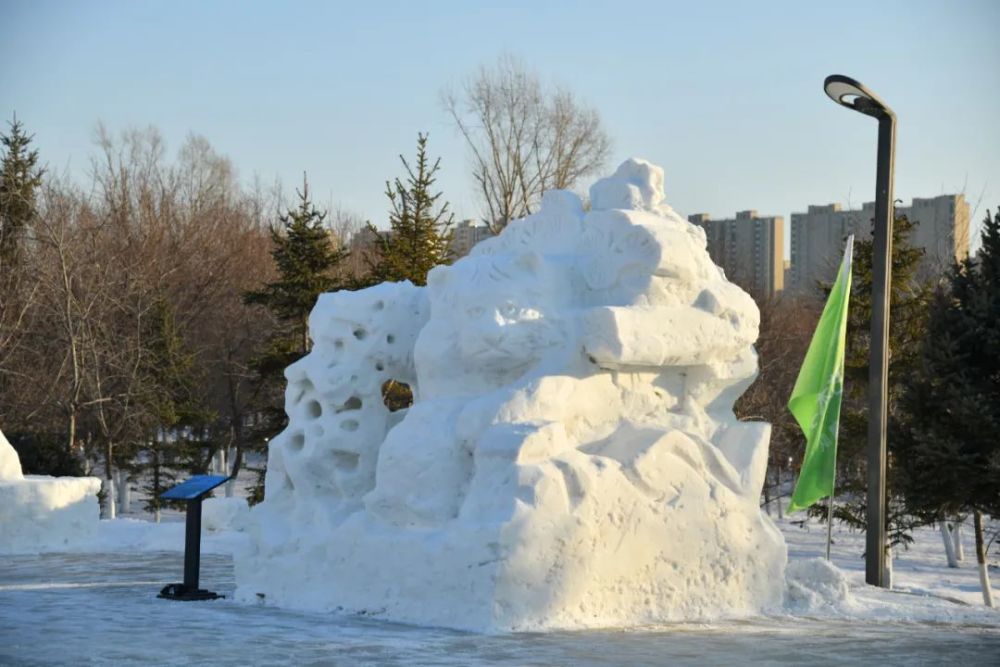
top-left (3, 0), bottom-right (999, 250)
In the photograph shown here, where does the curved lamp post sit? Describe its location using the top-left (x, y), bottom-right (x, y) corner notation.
top-left (824, 74), bottom-right (895, 589)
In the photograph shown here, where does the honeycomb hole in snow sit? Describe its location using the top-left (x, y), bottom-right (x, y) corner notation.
top-left (386, 334), bottom-right (395, 344)
top-left (340, 419), bottom-right (360, 432)
top-left (289, 433), bottom-right (305, 451)
top-left (353, 328), bottom-right (367, 340)
top-left (381, 379), bottom-right (413, 412)
top-left (294, 379), bottom-right (315, 403)
top-left (331, 450), bottom-right (360, 472)
top-left (337, 396), bottom-right (363, 413)
top-left (306, 400), bottom-right (322, 419)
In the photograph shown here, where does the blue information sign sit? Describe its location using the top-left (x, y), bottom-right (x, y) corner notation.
top-left (160, 474), bottom-right (229, 500)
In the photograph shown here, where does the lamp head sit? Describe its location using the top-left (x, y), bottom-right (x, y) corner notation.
top-left (824, 74), bottom-right (894, 119)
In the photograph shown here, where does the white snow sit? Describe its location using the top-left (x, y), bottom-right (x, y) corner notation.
top-left (202, 496), bottom-right (250, 533)
top-left (0, 426), bottom-right (23, 480)
top-left (785, 557), bottom-right (853, 611)
top-left (0, 519), bottom-right (997, 666)
top-left (0, 428), bottom-right (103, 555)
top-left (235, 159), bottom-right (787, 632)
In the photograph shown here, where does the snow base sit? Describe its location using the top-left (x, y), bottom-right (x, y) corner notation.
top-left (785, 557), bottom-right (853, 611)
top-left (0, 428), bottom-right (102, 555)
top-left (235, 159), bottom-right (787, 632)
top-left (0, 475), bottom-right (102, 555)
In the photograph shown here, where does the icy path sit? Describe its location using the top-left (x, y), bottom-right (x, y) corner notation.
top-left (2, 550), bottom-right (998, 666)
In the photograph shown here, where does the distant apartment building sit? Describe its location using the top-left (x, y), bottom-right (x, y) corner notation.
top-left (788, 194), bottom-right (970, 296)
top-left (901, 195), bottom-right (970, 271)
top-left (449, 219), bottom-right (493, 258)
top-left (689, 210), bottom-right (784, 299)
top-left (788, 203), bottom-right (862, 296)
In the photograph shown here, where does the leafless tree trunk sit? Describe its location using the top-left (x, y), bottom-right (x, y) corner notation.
top-left (974, 510), bottom-right (995, 607)
top-left (940, 521), bottom-right (959, 568)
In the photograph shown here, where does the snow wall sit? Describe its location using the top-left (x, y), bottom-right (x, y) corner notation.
top-left (235, 159), bottom-right (787, 631)
top-left (0, 429), bottom-right (102, 554)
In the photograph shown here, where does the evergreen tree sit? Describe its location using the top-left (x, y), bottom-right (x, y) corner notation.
top-left (243, 177), bottom-right (348, 502)
top-left (365, 133), bottom-right (454, 286)
top-left (0, 115), bottom-right (44, 266)
top-left (896, 209), bottom-right (1000, 548)
top-left (139, 298), bottom-right (212, 515)
top-left (824, 215), bottom-right (933, 547)
top-left (246, 177), bottom-right (349, 353)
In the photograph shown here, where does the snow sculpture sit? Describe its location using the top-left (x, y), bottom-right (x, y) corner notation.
top-left (0, 428), bottom-right (102, 554)
top-left (236, 159), bottom-right (787, 631)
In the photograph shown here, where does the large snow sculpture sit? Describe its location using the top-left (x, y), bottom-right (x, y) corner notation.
top-left (236, 159), bottom-right (787, 631)
top-left (0, 428), bottom-right (102, 554)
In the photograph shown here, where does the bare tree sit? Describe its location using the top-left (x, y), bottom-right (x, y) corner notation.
top-left (443, 55), bottom-right (612, 232)
top-left (735, 295), bottom-right (820, 515)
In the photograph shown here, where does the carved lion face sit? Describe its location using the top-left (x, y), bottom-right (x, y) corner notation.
top-left (422, 252), bottom-right (573, 385)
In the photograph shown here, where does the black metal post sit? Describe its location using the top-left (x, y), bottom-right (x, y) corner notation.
top-left (158, 474), bottom-right (227, 600)
top-left (183, 497), bottom-right (203, 591)
top-left (865, 112), bottom-right (895, 588)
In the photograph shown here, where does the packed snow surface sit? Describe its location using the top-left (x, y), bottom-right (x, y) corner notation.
top-left (1, 521), bottom-right (997, 666)
top-left (0, 428), bottom-right (102, 555)
top-left (235, 159), bottom-right (787, 631)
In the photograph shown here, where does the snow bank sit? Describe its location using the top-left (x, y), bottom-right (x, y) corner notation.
top-left (0, 429), bottom-right (102, 555)
top-left (203, 497), bottom-right (249, 533)
top-left (785, 557), bottom-right (853, 611)
top-left (235, 159), bottom-right (787, 631)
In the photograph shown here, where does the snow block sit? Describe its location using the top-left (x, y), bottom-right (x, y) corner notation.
top-left (235, 159), bottom-right (787, 631)
top-left (0, 429), bottom-right (102, 554)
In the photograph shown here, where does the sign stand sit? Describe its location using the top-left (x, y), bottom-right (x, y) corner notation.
top-left (157, 474), bottom-right (230, 601)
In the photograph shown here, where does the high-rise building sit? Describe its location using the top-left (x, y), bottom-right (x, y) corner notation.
top-left (788, 203), bottom-right (863, 297)
top-left (689, 210), bottom-right (784, 299)
top-left (450, 219), bottom-right (493, 257)
top-left (900, 194), bottom-right (970, 272)
top-left (788, 194), bottom-right (970, 296)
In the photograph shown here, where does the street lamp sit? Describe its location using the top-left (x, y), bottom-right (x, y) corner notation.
top-left (823, 74), bottom-right (895, 588)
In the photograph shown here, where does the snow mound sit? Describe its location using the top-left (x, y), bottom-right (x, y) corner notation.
top-left (0, 428), bottom-right (23, 480)
top-left (201, 498), bottom-right (250, 533)
top-left (235, 159), bottom-right (787, 632)
top-left (203, 497), bottom-right (250, 533)
top-left (0, 428), bottom-right (102, 555)
top-left (785, 558), bottom-right (853, 611)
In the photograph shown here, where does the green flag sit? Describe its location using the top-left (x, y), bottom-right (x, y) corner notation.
top-left (788, 236), bottom-right (854, 513)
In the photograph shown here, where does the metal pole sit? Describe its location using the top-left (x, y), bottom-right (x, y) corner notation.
top-left (865, 112), bottom-right (895, 588)
top-left (826, 497), bottom-right (834, 561)
top-left (183, 497), bottom-right (203, 591)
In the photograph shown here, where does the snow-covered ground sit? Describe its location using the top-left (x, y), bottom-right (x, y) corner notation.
top-left (1, 514), bottom-right (997, 665)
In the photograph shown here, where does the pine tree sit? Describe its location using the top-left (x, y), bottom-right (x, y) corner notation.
top-left (0, 115), bottom-right (44, 266)
top-left (896, 209), bottom-right (1000, 576)
top-left (365, 133), bottom-right (454, 286)
top-left (824, 215), bottom-right (933, 547)
top-left (246, 177), bottom-right (349, 353)
top-left (243, 176), bottom-right (348, 502)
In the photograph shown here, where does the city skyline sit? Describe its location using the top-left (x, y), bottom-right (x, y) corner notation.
top-left (2, 1), bottom-right (997, 255)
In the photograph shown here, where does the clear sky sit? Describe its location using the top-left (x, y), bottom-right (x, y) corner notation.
top-left (3, 0), bottom-right (999, 252)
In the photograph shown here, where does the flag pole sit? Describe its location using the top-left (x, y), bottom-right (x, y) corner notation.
top-left (826, 486), bottom-right (835, 560)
